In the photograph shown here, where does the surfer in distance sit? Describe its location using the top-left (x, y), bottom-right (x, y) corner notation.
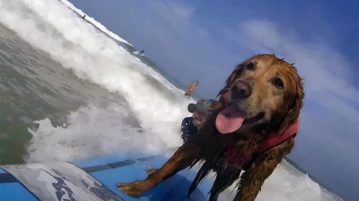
top-left (184, 81), bottom-right (199, 98)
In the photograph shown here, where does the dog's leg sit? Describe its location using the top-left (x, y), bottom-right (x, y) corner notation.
top-left (209, 166), bottom-right (241, 201)
top-left (233, 140), bottom-right (293, 201)
top-left (188, 160), bottom-right (212, 197)
top-left (188, 148), bottom-right (227, 197)
top-left (118, 143), bottom-right (201, 197)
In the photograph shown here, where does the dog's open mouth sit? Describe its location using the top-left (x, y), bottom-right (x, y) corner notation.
top-left (215, 103), bottom-right (264, 134)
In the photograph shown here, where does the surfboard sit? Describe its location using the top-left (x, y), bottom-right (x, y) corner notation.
top-left (0, 150), bottom-right (213, 201)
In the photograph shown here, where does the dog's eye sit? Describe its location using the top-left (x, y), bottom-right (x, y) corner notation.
top-left (272, 77), bottom-right (284, 89)
top-left (246, 63), bottom-right (255, 70)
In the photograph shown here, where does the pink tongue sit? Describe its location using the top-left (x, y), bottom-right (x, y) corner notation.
top-left (216, 108), bottom-right (245, 134)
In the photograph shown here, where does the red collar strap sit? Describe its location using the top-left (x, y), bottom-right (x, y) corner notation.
top-left (223, 120), bottom-right (299, 168)
top-left (255, 119), bottom-right (299, 153)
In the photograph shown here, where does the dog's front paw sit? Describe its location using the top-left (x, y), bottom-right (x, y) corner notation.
top-left (117, 181), bottom-right (148, 197)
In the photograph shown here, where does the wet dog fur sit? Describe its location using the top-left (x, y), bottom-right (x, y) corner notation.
top-left (118, 54), bottom-right (304, 201)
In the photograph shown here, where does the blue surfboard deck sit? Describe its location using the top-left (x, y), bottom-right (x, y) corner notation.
top-left (0, 151), bottom-right (214, 201)
top-left (75, 152), bottom-right (212, 201)
top-left (0, 168), bottom-right (38, 201)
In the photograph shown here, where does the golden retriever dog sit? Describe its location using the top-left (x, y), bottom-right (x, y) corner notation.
top-left (118, 54), bottom-right (304, 201)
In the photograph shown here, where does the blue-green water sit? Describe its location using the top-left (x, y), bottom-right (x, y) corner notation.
top-left (0, 23), bottom-right (128, 163)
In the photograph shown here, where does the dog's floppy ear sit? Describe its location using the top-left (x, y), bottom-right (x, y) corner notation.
top-left (289, 83), bottom-right (304, 123)
top-left (278, 70), bottom-right (304, 133)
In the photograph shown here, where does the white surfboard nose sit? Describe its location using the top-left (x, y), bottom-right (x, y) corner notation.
top-left (2, 162), bottom-right (123, 201)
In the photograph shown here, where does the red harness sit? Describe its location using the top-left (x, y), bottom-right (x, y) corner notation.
top-left (217, 89), bottom-right (299, 167)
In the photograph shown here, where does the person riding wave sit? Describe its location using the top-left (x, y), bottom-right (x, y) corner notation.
top-left (184, 81), bottom-right (199, 98)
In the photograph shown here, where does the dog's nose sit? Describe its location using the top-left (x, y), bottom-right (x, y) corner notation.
top-left (233, 80), bottom-right (252, 99)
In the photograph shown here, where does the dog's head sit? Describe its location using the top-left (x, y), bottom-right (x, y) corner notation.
top-left (216, 54), bottom-right (304, 135)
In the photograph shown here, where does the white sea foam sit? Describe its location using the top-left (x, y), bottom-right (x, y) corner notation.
top-left (26, 103), bottom-right (177, 162)
top-left (217, 160), bottom-right (342, 201)
top-left (0, 0), bottom-right (343, 200)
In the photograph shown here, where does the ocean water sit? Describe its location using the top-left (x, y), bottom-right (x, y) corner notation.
top-left (0, 0), bottom-right (344, 200)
